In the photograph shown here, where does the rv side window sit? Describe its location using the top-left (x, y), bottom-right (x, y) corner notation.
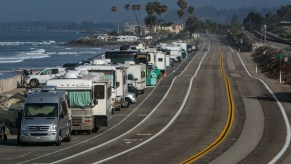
top-left (61, 100), bottom-right (68, 115)
top-left (107, 86), bottom-right (112, 99)
top-left (141, 71), bottom-right (146, 78)
top-left (68, 90), bottom-right (92, 107)
top-left (158, 58), bottom-right (163, 62)
top-left (94, 85), bottom-right (105, 99)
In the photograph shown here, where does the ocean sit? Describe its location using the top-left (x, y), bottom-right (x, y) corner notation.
top-left (0, 31), bottom-right (108, 79)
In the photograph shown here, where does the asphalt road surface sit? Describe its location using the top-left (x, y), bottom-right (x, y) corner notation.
top-left (1, 35), bottom-right (290, 164)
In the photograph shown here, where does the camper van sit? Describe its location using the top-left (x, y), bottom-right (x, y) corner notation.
top-left (47, 71), bottom-right (112, 134)
top-left (18, 86), bottom-right (72, 146)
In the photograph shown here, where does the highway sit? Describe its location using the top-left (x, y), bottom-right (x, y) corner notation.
top-left (1, 35), bottom-right (291, 164)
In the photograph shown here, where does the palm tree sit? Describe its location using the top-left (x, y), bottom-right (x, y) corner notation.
top-left (135, 4), bottom-right (142, 25)
top-left (188, 6), bottom-right (194, 16)
top-left (177, 0), bottom-right (187, 11)
top-left (111, 6), bottom-right (117, 13)
top-left (177, 0), bottom-right (187, 30)
top-left (124, 4), bottom-right (131, 11)
top-left (145, 2), bottom-right (155, 33)
top-left (177, 9), bottom-right (184, 29)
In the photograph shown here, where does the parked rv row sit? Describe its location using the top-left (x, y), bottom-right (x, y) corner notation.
top-left (18, 41), bottom-right (197, 146)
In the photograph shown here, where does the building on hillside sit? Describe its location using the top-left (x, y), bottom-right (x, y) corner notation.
top-left (153, 24), bottom-right (182, 34)
top-left (117, 35), bottom-right (140, 42)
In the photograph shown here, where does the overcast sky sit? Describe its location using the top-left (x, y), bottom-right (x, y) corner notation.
top-left (0, 0), bottom-right (290, 22)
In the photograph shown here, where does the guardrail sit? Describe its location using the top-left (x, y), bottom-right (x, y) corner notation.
top-left (249, 29), bottom-right (291, 45)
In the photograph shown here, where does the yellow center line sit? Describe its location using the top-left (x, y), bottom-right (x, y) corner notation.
top-left (181, 47), bottom-right (235, 164)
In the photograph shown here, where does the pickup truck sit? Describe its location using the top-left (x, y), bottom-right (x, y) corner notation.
top-left (25, 67), bottom-right (66, 88)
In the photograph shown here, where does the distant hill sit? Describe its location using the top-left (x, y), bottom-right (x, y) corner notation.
top-left (163, 6), bottom-right (277, 24)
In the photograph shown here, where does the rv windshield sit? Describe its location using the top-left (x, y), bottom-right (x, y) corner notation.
top-left (24, 103), bottom-right (58, 117)
top-left (68, 90), bottom-right (92, 108)
top-left (105, 51), bottom-right (135, 63)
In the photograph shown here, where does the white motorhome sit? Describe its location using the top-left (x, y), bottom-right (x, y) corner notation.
top-left (125, 61), bottom-right (146, 94)
top-left (173, 41), bottom-right (187, 52)
top-left (77, 60), bottom-right (128, 111)
top-left (155, 51), bottom-right (167, 74)
top-left (158, 44), bottom-right (182, 62)
top-left (173, 41), bottom-right (189, 59)
top-left (46, 72), bottom-right (112, 134)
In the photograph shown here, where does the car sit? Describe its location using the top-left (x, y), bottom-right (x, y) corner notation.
top-left (121, 92), bottom-right (137, 108)
top-left (25, 67), bottom-right (65, 88)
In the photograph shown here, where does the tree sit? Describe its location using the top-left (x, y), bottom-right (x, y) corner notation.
top-left (124, 4), bottom-right (131, 11)
top-left (277, 5), bottom-right (291, 21)
top-left (144, 1), bottom-right (168, 34)
top-left (185, 16), bottom-right (199, 33)
top-left (111, 6), bottom-right (117, 13)
top-left (177, 9), bottom-right (184, 27)
top-left (243, 12), bottom-right (265, 31)
top-left (230, 14), bottom-right (241, 35)
top-left (177, 0), bottom-right (187, 30)
top-left (177, 0), bottom-right (187, 11)
top-left (188, 6), bottom-right (194, 16)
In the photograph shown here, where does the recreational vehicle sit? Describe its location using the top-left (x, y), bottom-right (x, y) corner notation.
top-left (19, 86), bottom-right (72, 146)
top-left (46, 72), bottom-right (112, 134)
top-left (77, 60), bottom-right (128, 111)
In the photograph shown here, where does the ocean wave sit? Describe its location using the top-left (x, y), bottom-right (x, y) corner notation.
top-left (0, 41), bottom-right (57, 46)
top-left (0, 42), bottom-right (23, 46)
top-left (57, 52), bottom-right (79, 55)
top-left (79, 51), bottom-right (100, 54)
top-left (0, 49), bottom-right (50, 63)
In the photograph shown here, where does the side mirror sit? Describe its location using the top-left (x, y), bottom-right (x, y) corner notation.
top-left (134, 78), bottom-right (138, 81)
top-left (116, 82), bottom-right (120, 87)
top-left (94, 98), bottom-right (98, 105)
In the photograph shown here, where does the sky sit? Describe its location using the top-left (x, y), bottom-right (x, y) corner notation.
top-left (0, 0), bottom-right (290, 22)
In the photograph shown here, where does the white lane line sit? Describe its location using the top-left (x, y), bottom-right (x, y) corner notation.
top-left (18, 44), bottom-right (205, 164)
top-left (93, 41), bottom-right (211, 164)
top-left (234, 48), bottom-right (291, 164)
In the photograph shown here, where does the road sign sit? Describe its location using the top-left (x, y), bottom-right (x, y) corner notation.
top-left (278, 53), bottom-right (283, 59)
